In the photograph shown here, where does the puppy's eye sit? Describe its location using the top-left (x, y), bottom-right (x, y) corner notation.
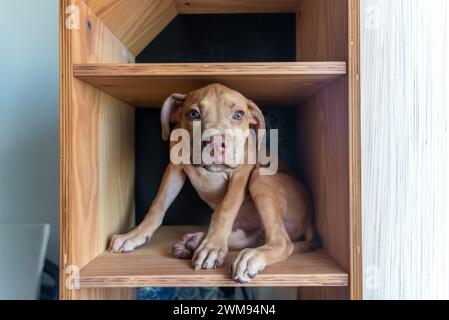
top-left (187, 110), bottom-right (201, 121)
top-left (232, 110), bottom-right (245, 121)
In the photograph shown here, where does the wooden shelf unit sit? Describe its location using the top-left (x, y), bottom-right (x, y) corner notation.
top-left (80, 226), bottom-right (348, 288)
top-left (60, 0), bottom-right (361, 300)
top-left (73, 62), bottom-right (347, 106)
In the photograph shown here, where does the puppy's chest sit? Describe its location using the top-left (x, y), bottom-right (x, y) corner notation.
top-left (184, 167), bottom-right (229, 209)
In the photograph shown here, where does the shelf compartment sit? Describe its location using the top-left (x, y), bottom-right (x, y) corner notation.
top-left (73, 62), bottom-right (347, 107)
top-left (79, 226), bottom-right (348, 288)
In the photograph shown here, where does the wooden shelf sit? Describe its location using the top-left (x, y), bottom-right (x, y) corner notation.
top-left (73, 62), bottom-right (346, 107)
top-left (79, 226), bottom-right (348, 288)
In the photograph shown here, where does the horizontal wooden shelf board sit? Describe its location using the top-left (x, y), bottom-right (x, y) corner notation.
top-left (73, 62), bottom-right (347, 107)
top-left (79, 226), bottom-right (348, 288)
top-left (175, 0), bottom-right (303, 14)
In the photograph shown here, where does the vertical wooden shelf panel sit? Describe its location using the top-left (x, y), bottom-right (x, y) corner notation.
top-left (296, 0), bottom-right (362, 300)
top-left (60, 0), bottom-right (136, 300)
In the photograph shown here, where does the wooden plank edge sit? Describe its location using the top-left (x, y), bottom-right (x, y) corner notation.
top-left (348, 0), bottom-right (363, 300)
top-left (73, 62), bottom-right (348, 77)
top-left (79, 275), bottom-right (349, 288)
top-left (175, 0), bottom-right (302, 14)
top-left (60, 0), bottom-right (72, 300)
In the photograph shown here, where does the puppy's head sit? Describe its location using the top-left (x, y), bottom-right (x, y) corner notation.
top-left (161, 83), bottom-right (265, 172)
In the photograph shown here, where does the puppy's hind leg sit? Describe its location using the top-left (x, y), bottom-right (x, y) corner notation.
top-left (293, 224), bottom-right (321, 253)
top-left (172, 232), bottom-right (205, 259)
top-left (228, 229), bottom-right (262, 250)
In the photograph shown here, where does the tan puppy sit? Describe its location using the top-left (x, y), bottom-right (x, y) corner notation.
top-left (110, 84), bottom-right (320, 283)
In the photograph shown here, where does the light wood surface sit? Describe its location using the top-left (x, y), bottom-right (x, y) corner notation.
top-left (297, 0), bottom-right (348, 61)
top-left (175, 0), bottom-right (301, 14)
top-left (348, 0), bottom-right (362, 300)
top-left (296, 0), bottom-right (361, 300)
top-left (60, 0), bottom-right (135, 300)
top-left (362, 0), bottom-right (449, 300)
top-left (73, 62), bottom-right (347, 106)
top-left (79, 226), bottom-right (348, 288)
top-left (297, 78), bottom-right (351, 300)
top-left (83, 0), bottom-right (177, 56)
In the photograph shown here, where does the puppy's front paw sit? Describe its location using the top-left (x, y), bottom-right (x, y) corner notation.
top-left (232, 248), bottom-right (266, 283)
top-left (192, 239), bottom-right (228, 270)
top-left (109, 231), bottom-right (149, 253)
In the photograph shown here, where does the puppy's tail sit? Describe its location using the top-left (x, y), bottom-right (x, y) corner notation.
top-left (293, 225), bottom-right (322, 253)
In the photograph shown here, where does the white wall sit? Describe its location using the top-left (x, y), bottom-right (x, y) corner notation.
top-left (0, 0), bottom-right (59, 264)
top-left (362, 0), bottom-right (449, 299)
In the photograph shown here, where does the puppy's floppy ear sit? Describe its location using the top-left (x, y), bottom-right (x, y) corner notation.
top-left (247, 100), bottom-right (266, 130)
top-left (161, 93), bottom-right (186, 141)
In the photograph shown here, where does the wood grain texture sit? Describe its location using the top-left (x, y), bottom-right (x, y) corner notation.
top-left (175, 0), bottom-right (301, 14)
top-left (296, 0), bottom-right (362, 300)
top-left (361, 0), bottom-right (449, 300)
top-left (298, 78), bottom-right (350, 271)
top-left (297, 0), bottom-right (348, 61)
top-left (83, 0), bottom-right (178, 56)
top-left (73, 62), bottom-right (347, 106)
top-left (60, 0), bottom-right (135, 300)
top-left (297, 78), bottom-right (351, 300)
top-left (79, 226), bottom-right (348, 288)
top-left (298, 287), bottom-right (350, 300)
top-left (348, 0), bottom-right (362, 300)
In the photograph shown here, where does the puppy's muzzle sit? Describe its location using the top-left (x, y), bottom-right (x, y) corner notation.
top-left (202, 134), bottom-right (227, 165)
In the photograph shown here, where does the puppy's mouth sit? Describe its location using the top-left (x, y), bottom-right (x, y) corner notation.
top-left (202, 163), bottom-right (237, 173)
top-left (199, 140), bottom-right (243, 172)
